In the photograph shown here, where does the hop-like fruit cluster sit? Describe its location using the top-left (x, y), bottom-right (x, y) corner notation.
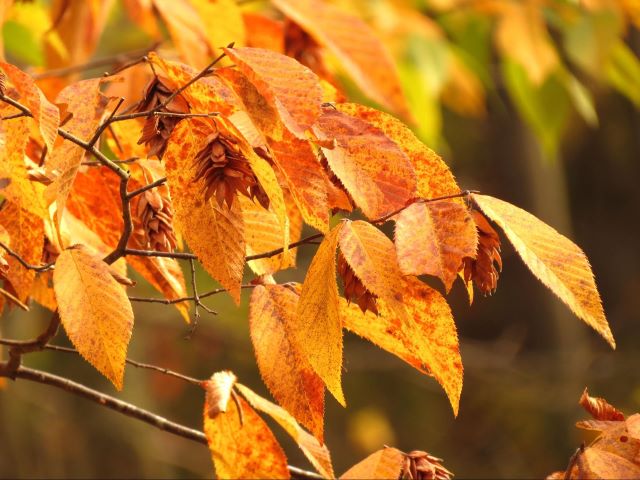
top-left (135, 186), bottom-right (177, 253)
top-left (337, 251), bottom-right (378, 315)
top-left (192, 128), bottom-right (269, 209)
top-left (401, 451), bottom-right (453, 480)
top-left (136, 76), bottom-right (190, 159)
top-left (462, 210), bottom-right (502, 295)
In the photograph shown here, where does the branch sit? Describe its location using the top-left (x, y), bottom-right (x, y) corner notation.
top-left (3, 313), bottom-right (61, 375)
top-left (0, 365), bottom-right (322, 480)
top-left (371, 190), bottom-right (478, 225)
top-left (129, 284), bottom-right (256, 305)
top-left (0, 241), bottom-right (55, 272)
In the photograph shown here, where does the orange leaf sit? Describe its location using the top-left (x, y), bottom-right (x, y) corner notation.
top-left (223, 47), bottom-right (323, 137)
top-left (53, 245), bottom-right (134, 390)
top-left (152, 0), bottom-right (210, 68)
top-left (236, 383), bottom-right (334, 478)
top-left (338, 220), bottom-right (407, 319)
top-left (341, 276), bottom-right (463, 415)
top-left (44, 78), bottom-right (111, 229)
top-left (580, 388), bottom-right (625, 421)
top-left (204, 380), bottom-right (290, 479)
top-left (0, 201), bottom-right (44, 302)
top-left (164, 119), bottom-right (245, 303)
top-left (272, 0), bottom-right (411, 120)
top-left (395, 200), bottom-right (477, 291)
top-left (472, 194), bottom-right (615, 348)
top-left (249, 284), bottom-right (325, 440)
top-left (313, 108), bottom-right (416, 220)
top-left (0, 62), bottom-right (60, 154)
top-left (268, 130), bottom-right (330, 232)
top-left (243, 12), bottom-right (285, 52)
top-left (577, 448), bottom-right (640, 480)
top-left (335, 103), bottom-right (459, 199)
top-left (340, 446), bottom-right (405, 479)
top-left (295, 223), bottom-right (345, 406)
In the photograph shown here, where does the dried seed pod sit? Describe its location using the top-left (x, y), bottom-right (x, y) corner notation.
top-left (135, 185), bottom-right (178, 253)
top-left (462, 210), bottom-right (502, 295)
top-left (135, 76), bottom-right (190, 159)
top-left (192, 125), bottom-right (269, 210)
top-left (337, 250), bottom-right (379, 315)
top-left (401, 450), bottom-right (453, 480)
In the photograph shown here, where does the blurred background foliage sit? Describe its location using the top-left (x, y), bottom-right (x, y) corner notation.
top-left (1, 0), bottom-right (640, 478)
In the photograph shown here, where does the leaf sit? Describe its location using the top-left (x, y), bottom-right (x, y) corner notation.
top-left (580, 388), bottom-right (625, 421)
top-left (53, 245), bottom-right (134, 390)
top-left (0, 201), bottom-right (44, 302)
top-left (268, 129), bottom-right (330, 232)
top-left (272, 0), bottom-right (411, 120)
top-left (313, 108), bottom-right (416, 220)
top-left (164, 119), bottom-right (245, 303)
top-left (340, 446), bottom-right (405, 479)
top-left (0, 104), bottom-right (48, 219)
top-left (204, 381), bottom-right (290, 479)
top-left (249, 284), bottom-right (325, 440)
top-left (243, 12), bottom-right (285, 52)
top-left (44, 78), bottom-right (111, 228)
top-left (578, 448), bottom-right (640, 480)
top-left (204, 370), bottom-right (237, 416)
top-left (395, 200), bottom-right (477, 291)
top-left (152, 0), bottom-right (210, 68)
top-left (338, 220), bottom-right (407, 319)
top-left (0, 61), bottom-right (59, 153)
top-left (295, 223), bottom-right (345, 406)
top-left (341, 276), bottom-right (463, 415)
top-left (223, 47), bottom-right (323, 137)
top-left (189, 0), bottom-right (245, 56)
top-left (236, 383), bottom-right (334, 478)
top-left (334, 103), bottom-right (459, 199)
top-left (472, 194), bottom-right (615, 349)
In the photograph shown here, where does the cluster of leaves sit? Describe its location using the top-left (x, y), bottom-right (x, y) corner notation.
top-left (549, 389), bottom-right (640, 479)
top-left (0, 0), bottom-right (625, 478)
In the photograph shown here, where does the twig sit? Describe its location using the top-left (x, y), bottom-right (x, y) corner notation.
top-left (87, 97), bottom-right (125, 148)
top-left (153, 111), bottom-right (219, 119)
top-left (0, 241), bottom-right (55, 272)
top-left (0, 365), bottom-right (322, 480)
top-left (126, 177), bottom-right (168, 199)
top-left (0, 287), bottom-right (30, 311)
top-left (129, 285), bottom-right (255, 306)
top-left (82, 157), bottom-right (139, 167)
top-left (186, 259), bottom-right (202, 339)
top-left (4, 313), bottom-right (61, 375)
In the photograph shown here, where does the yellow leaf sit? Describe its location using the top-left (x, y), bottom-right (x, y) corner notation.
top-left (236, 383), bottom-right (334, 479)
top-left (249, 285), bottom-right (325, 440)
top-left (53, 245), bottom-right (134, 390)
top-left (152, 0), bottom-right (210, 68)
top-left (473, 194), bottom-right (614, 348)
top-left (272, 0), bottom-right (411, 120)
top-left (268, 129), bottom-right (330, 233)
top-left (341, 276), bottom-right (463, 415)
top-left (340, 446), bottom-right (405, 479)
top-left (578, 448), bottom-right (640, 480)
top-left (295, 223), bottom-right (345, 406)
top-left (313, 108), bottom-right (416, 220)
top-left (395, 200), bottom-right (477, 291)
top-left (164, 119), bottom-right (245, 303)
top-left (338, 220), bottom-right (407, 319)
top-left (0, 61), bottom-right (60, 153)
top-left (335, 103), bottom-right (459, 199)
top-left (0, 200), bottom-right (44, 302)
top-left (223, 47), bottom-right (323, 138)
top-left (189, 0), bottom-right (245, 56)
top-left (204, 382), bottom-right (290, 479)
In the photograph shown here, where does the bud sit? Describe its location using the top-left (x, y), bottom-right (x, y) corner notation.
top-left (401, 450), bottom-right (453, 480)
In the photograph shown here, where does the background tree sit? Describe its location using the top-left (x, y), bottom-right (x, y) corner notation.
top-left (1, 0), bottom-right (639, 478)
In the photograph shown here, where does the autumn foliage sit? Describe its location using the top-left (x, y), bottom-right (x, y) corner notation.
top-left (0, 0), bottom-right (635, 478)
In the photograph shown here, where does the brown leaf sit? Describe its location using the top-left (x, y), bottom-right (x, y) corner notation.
top-left (204, 370), bottom-right (237, 416)
top-left (580, 388), bottom-right (625, 421)
top-left (249, 284), bottom-right (325, 440)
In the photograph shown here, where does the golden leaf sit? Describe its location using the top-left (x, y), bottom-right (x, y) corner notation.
top-left (313, 108), bottom-right (416, 220)
top-left (223, 47), bottom-right (323, 137)
top-left (272, 0), bottom-right (411, 120)
top-left (580, 387), bottom-right (625, 421)
top-left (249, 284), bottom-right (325, 440)
top-left (577, 448), bottom-right (640, 480)
top-left (204, 370), bottom-right (237, 416)
top-left (341, 276), bottom-right (463, 415)
top-left (0, 201), bottom-right (44, 302)
top-left (0, 61), bottom-right (60, 153)
top-left (340, 446), bottom-right (405, 479)
top-left (53, 245), bottom-right (134, 390)
top-left (204, 382), bottom-right (290, 479)
top-left (395, 200), bottom-right (477, 291)
top-left (335, 103), bottom-right (459, 199)
top-left (472, 194), bottom-right (615, 348)
top-left (338, 220), bottom-right (407, 319)
top-left (243, 12), bottom-right (285, 52)
top-left (164, 119), bottom-right (245, 303)
top-left (189, 0), bottom-right (245, 57)
top-left (295, 223), bottom-right (345, 406)
top-left (31, 271), bottom-right (57, 311)
top-left (236, 383), bottom-right (334, 479)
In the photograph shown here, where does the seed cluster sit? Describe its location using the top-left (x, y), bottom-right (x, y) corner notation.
top-left (462, 210), bottom-right (502, 295)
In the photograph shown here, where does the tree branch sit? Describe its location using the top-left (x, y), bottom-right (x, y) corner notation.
top-left (0, 365), bottom-right (322, 479)
top-left (0, 241), bottom-right (55, 272)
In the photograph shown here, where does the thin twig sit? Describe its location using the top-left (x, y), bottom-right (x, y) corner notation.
top-left (82, 157), bottom-right (139, 167)
top-left (4, 313), bottom-right (61, 375)
top-left (0, 365), bottom-right (322, 479)
top-left (153, 111), bottom-right (219, 119)
top-left (126, 177), bottom-right (168, 199)
top-left (0, 241), bottom-right (55, 272)
top-left (129, 285), bottom-right (255, 306)
top-left (186, 259), bottom-right (201, 339)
